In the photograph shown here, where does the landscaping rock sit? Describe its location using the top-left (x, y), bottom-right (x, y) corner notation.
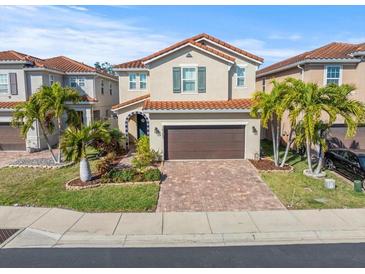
top-left (8, 158), bottom-right (72, 169)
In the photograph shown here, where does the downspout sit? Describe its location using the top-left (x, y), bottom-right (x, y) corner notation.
top-left (297, 64), bottom-right (304, 81)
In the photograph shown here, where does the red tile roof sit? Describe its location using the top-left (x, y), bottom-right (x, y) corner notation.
top-left (143, 98), bottom-right (253, 111)
top-left (257, 42), bottom-right (365, 76)
top-left (0, 51), bottom-right (116, 79)
top-left (114, 33), bottom-right (263, 69)
top-left (112, 94), bottom-right (150, 110)
top-left (0, 101), bottom-right (24, 109)
top-left (80, 95), bottom-right (98, 103)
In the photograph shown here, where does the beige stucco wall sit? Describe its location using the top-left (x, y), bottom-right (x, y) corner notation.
top-left (148, 112), bottom-right (261, 160)
top-left (117, 71), bottom-right (150, 102)
top-left (0, 64), bottom-right (28, 102)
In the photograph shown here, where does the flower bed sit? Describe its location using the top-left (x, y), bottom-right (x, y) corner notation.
top-left (249, 158), bottom-right (293, 172)
top-left (65, 167), bottom-right (162, 190)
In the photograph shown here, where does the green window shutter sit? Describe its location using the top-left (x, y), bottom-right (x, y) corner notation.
top-left (198, 67), bottom-right (206, 93)
top-left (173, 67), bottom-right (181, 93)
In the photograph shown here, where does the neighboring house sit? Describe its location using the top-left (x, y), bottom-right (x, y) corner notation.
top-left (0, 50), bottom-right (119, 151)
top-left (112, 33), bottom-right (263, 160)
top-left (256, 42), bottom-right (365, 149)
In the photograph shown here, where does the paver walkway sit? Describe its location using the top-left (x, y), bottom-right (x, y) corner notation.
top-left (0, 150), bottom-right (58, 169)
top-left (157, 160), bottom-right (284, 212)
top-left (1, 206), bottom-right (365, 248)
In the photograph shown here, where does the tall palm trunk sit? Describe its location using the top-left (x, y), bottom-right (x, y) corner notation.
top-left (270, 120), bottom-right (278, 166)
top-left (276, 118), bottom-right (280, 165)
top-left (306, 136), bottom-right (313, 173)
top-left (57, 117), bottom-right (62, 164)
top-left (38, 122), bottom-right (57, 163)
top-left (79, 158), bottom-right (92, 182)
top-left (314, 143), bottom-right (323, 175)
top-left (280, 128), bottom-right (293, 167)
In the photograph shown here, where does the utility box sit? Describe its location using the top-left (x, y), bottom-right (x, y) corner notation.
top-left (354, 180), bottom-right (363, 192)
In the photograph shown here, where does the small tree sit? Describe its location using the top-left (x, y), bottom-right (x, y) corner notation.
top-left (38, 83), bottom-right (81, 163)
top-left (132, 136), bottom-right (160, 172)
top-left (61, 121), bottom-right (111, 182)
top-left (12, 94), bottom-right (57, 163)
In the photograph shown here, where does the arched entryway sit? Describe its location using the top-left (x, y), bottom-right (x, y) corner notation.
top-left (124, 111), bottom-right (150, 149)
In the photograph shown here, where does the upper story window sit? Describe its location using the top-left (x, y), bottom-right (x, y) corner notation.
top-left (101, 80), bottom-right (104, 95)
top-left (49, 75), bottom-right (55, 86)
top-left (70, 77), bottom-right (85, 88)
top-left (182, 67), bottom-right (197, 92)
top-left (140, 73), bottom-right (147, 90)
top-left (262, 78), bottom-right (266, 92)
top-left (236, 66), bottom-right (246, 87)
top-left (325, 65), bottom-right (342, 85)
top-left (109, 83), bottom-right (113, 95)
top-left (129, 73), bottom-right (137, 90)
top-left (0, 74), bottom-right (9, 94)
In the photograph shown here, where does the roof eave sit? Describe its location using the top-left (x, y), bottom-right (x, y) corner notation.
top-left (112, 98), bottom-right (148, 111)
top-left (0, 60), bottom-right (33, 65)
top-left (143, 43), bottom-right (235, 65)
top-left (113, 68), bottom-right (148, 72)
top-left (257, 58), bottom-right (362, 78)
top-left (143, 109), bottom-right (251, 113)
top-left (195, 37), bottom-right (263, 65)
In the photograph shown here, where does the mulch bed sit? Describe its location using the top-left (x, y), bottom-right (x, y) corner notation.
top-left (249, 159), bottom-right (293, 172)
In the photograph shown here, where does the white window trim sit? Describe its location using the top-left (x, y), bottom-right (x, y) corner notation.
top-left (49, 74), bottom-right (55, 86)
top-left (128, 73), bottom-right (137, 91)
top-left (78, 77), bottom-right (85, 87)
top-left (181, 66), bottom-right (198, 94)
top-left (0, 74), bottom-right (9, 94)
top-left (236, 65), bottom-right (247, 88)
top-left (139, 72), bottom-right (147, 90)
top-left (324, 64), bottom-right (343, 86)
top-left (101, 79), bottom-right (104, 94)
top-left (69, 76), bottom-right (85, 88)
top-left (69, 76), bottom-right (77, 88)
top-left (109, 83), bottom-right (113, 95)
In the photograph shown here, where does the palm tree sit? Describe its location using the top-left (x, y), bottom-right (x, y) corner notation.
top-left (38, 83), bottom-right (81, 163)
top-left (251, 80), bottom-right (290, 166)
top-left (12, 94), bottom-right (57, 163)
top-left (61, 121), bottom-right (111, 182)
top-left (287, 79), bottom-right (365, 176)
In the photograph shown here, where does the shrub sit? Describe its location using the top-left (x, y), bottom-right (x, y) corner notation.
top-left (96, 152), bottom-right (116, 175)
top-left (109, 168), bottom-right (136, 182)
top-left (143, 168), bottom-right (161, 181)
top-left (132, 136), bottom-right (161, 171)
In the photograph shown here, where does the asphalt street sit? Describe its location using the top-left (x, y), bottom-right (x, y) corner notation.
top-left (1, 243), bottom-right (365, 267)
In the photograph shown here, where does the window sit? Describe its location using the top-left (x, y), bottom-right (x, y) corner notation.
top-left (0, 74), bottom-right (9, 94)
top-left (325, 65), bottom-right (341, 85)
top-left (262, 78), bottom-right (266, 92)
top-left (70, 77), bottom-right (77, 88)
top-left (182, 67), bottom-right (196, 92)
top-left (101, 80), bottom-right (104, 95)
top-left (236, 66), bottom-right (245, 87)
top-left (105, 109), bottom-right (110, 117)
top-left (109, 83), bottom-right (112, 95)
top-left (129, 73), bottom-right (137, 90)
top-left (49, 75), bottom-right (54, 86)
top-left (78, 77), bottom-right (85, 87)
top-left (140, 73), bottom-right (147, 90)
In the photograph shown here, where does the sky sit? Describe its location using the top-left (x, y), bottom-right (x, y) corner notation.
top-left (1, 5), bottom-right (365, 68)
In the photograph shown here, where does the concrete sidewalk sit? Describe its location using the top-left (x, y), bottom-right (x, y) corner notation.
top-left (1, 206), bottom-right (365, 248)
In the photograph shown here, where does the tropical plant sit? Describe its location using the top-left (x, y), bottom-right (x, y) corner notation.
top-left (61, 121), bottom-right (111, 182)
top-left (109, 168), bottom-right (136, 182)
top-left (143, 168), bottom-right (161, 181)
top-left (132, 136), bottom-right (160, 171)
top-left (12, 94), bottom-right (57, 162)
top-left (96, 152), bottom-right (116, 175)
top-left (286, 79), bottom-right (365, 176)
top-left (38, 82), bottom-right (81, 163)
top-left (251, 80), bottom-right (291, 166)
top-left (91, 125), bottom-right (125, 156)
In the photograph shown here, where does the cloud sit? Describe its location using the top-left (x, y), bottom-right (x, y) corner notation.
top-left (268, 34), bottom-right (302, 41)
top-left (230, 38), bottom-right (304, 64)
top-left (0, 6), bottom-right (177, 65)
top-left (345, 37), bottom-right (365, 44)
top-left (67, 6), bottom-right (89, 12)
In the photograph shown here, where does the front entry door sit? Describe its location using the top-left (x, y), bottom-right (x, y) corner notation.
top-left (137, 114), bottom-right (147, 138)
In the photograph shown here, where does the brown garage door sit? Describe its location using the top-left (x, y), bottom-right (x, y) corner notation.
top-left (327, 125), bottom-right (365, 150)
top-left (0, 122), bottom-right (26, 151)
top-left (164, 125), bottom-right (245, 160)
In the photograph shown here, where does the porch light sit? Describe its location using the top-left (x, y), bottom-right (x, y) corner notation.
top-left (252, 126), bottom-right (258, 135)
top-left (154, 127), bottom-right (161, 136)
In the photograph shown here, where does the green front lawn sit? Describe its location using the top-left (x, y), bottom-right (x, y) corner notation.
top-left (0, 162), bottom-right (159, 212)
top-left (260, 140), bottom-right (365, 209)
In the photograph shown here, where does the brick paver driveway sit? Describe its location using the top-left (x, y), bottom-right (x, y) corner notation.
top-left (0, 150), bottom-right (56, 168)
top-left (157, 160), bottom-right (284, 212)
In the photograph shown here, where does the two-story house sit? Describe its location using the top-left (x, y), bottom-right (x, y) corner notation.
top-left (0, 51), bottom-right (119, 151)
top-left (112, 33), bottom-right (263, 160)
top-left (256, 42), bottom-right (365, 149)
